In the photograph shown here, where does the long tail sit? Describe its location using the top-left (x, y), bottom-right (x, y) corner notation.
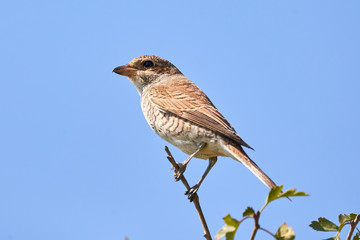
top-left (223, 143), bottom-right (276, 189)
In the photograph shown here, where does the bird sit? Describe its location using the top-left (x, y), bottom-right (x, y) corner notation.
top-left (113, 55), bottom-right (276, 200)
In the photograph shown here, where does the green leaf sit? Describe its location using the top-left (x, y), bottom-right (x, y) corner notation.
top-left (349, 213), bottom-right (358, 220)
top-left (215, 225), bottom-right (236, 240)
top-left (215, 214), bottom-right (241, 240)
top-left (243, 207), bottom-right (255, 217)
top-left (337, 213), bottom-right (357, 237)
top-left (265, 185), bottom-right (309, 205)
top-left (339, 213), bottom-right (359, 224)
top-left (339, 214), bottom-right (351, 225)
top-left (275, 223), bottom-right (295, 240)
top-left (266, 185), bottom-right (283, 204)
top-left (223, 214), bottom-right (240, 227)
top-left (309, 217), bottom-right (339, 232)
top-left (353, 231), bottom-right (360, 240)
top-left (280, 189), bottom-right (309, 198)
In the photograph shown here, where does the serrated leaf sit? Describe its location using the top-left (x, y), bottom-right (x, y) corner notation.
top-left (266, 185), bottom-right (283, 204)
top-left (339, 214), bottom-right (351, 225)
top-left (215, 214), bottom-right (240, 240)
top-left (265, 185), bottom-right (309, 205)
top-left (243, 207), bottom-right (255, 217)
top-left (309, 217), bottom-right (339, 232)
top-left (223, 214), bottom-right (240, 227)
top-left (275, 223), bottom-right (295, 240)
top-left (338, 213), bottom-right (358, 236)
top-left (215, 225), bottom-right (236, 239)
top-left (280, 189), bottom-right (309, 198)
top-left (354, 231), bottom-right (360, 240)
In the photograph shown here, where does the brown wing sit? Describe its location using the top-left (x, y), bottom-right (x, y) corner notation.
top-left (149, 76), bottom-right (254, 150)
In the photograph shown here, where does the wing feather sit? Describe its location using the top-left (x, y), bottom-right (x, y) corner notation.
top-left (149, 76), bottom-right (253, 150)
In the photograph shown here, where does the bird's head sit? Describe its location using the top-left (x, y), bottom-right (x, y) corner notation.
top-left (113, 55), bottom-right (182, 94)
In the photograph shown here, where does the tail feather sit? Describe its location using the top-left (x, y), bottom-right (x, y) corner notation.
top-left (223, 143), bottom-right (276, 189)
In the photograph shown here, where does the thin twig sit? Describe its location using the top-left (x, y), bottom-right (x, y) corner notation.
top-left (346, 214), bottom-right (360, 240)
top-left (259, 227), bottom-right (277, 239)
top-left (239, 216), bottom-right (251, 224)
top-left (250, 211), bottom-right (260, 240)
top-left (165, 146), bottom-right (212, 240)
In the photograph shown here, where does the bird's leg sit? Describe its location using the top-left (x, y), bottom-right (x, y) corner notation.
top-left (173, 142), bottom-right (206, 181)
top-left (185, 157), bottom-right (217, 201)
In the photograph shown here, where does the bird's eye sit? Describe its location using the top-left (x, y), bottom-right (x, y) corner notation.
top-left (143, 60), bottom-right (154, 68)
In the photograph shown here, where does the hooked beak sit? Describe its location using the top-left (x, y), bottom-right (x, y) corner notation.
top-left (113, 64), bottom-right (137, 77)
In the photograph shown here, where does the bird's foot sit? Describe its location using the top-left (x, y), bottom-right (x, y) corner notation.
top-left (173, 162), bottom-right (187, 182)
top-left (185, 184), bottom-right (199, 201)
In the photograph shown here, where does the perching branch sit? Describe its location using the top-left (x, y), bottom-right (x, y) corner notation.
top-left (165, 146), bottom-right (212, 240)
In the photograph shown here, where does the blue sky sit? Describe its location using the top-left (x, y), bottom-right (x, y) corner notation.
top-left (1, 1), bottom-right (359, 239)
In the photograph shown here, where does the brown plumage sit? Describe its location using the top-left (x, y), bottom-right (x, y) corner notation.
top-left (149, 76), bottom-right (254, 150)
top-left (113, 55), bottom-right (276, 200)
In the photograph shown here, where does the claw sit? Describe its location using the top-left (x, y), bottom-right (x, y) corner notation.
top-left (173, 162), bottom-right (187, 181)
top-left (185, 184), bottom-right (199, 201)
